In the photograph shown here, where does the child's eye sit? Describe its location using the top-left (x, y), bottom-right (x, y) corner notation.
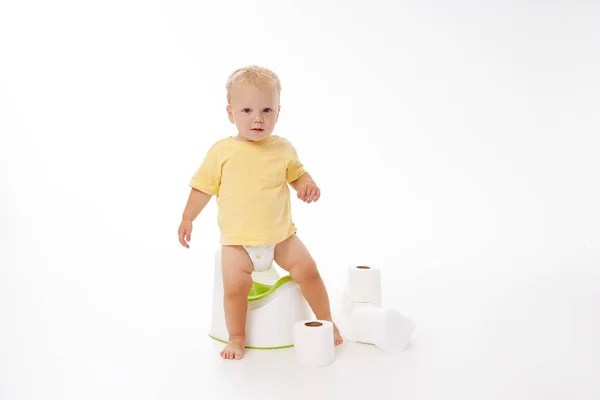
top-left (263, 108), bottom-right (272, 113)
top-left (242, 108), bottom-right (251, 113)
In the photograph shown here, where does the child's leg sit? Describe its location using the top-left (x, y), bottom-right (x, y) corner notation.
top-left (274, 234), bottom-right (343, 345)
top-left (220, 245), bottom-right (253, 359)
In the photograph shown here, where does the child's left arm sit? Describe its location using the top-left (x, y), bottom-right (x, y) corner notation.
top-left (290, 172), bottom-right (320, 203)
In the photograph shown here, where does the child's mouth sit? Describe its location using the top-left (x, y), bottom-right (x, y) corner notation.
top-left (251, 129), bottom-right (264, 132)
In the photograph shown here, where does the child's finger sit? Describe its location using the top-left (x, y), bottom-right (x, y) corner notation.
top-left (178, 232), bottom-right (188, 248)
top-left (314, 189), bottom-right (320, 201)
top-left (307, 188), bottom-right (315, 203)
top-left (313, 189), bottom-right (319, 201)
top-left (186, 230), bottom-right (192, 242)
top-left (311, 188), bottom-right (319, 202)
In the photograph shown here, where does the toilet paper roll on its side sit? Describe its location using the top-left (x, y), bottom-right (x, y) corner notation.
top-left (292, 320), bottom-right (335, 367)
top-left (347, 265), bottom-right (382, 303)
top-left (336, 292), bottom-right (377, 341)
top-left (349, 306), bottom-right (415, 353)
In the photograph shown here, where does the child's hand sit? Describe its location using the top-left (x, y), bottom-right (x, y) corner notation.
top-left (296, 182), bottom-right (321, 203)
top-left (178, 220), bottom-right (193, 248)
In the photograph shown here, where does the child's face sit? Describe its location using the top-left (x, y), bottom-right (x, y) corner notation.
top-left (227, 84), bottom-right (280, 142)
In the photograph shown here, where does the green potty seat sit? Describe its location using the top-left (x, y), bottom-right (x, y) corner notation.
top-left (248, 275), bottom-right (293, 302)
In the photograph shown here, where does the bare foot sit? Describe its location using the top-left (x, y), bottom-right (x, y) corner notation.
top-left (333, 323), bottom-right (344, 346)
top-left (220, 337), bottom-right (245, 360)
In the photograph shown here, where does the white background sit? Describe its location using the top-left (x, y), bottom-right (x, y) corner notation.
top-left (1, 1), bottom-right (599, 399)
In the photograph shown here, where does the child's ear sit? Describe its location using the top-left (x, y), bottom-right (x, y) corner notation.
top-left (276, 105), bottom-right (281, 122)
top-left (226, 105), bottom-right (235, 123)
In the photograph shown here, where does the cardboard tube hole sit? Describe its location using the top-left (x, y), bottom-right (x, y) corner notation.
top-left (305, 322), bottom-right (323, 328)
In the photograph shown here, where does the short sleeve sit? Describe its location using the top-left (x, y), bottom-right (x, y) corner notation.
top-left (285, 140), bottom-right (307, 183)
top-left (189, 144), bottom-right (223, 195)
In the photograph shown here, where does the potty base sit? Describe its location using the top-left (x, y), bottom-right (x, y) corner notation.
top-left (208, 334), bottom-right (295, 350)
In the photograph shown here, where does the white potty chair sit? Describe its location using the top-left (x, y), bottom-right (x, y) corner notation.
top-left (209, 249), bottom-right (312, 349)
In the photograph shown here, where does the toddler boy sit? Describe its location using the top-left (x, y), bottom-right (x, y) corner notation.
top-left (178, 66), bottom-right (342, 360)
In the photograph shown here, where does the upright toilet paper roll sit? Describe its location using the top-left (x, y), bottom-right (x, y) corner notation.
top-left (292, 320), bottom-right (335, 367)
top-left (347, 265), bottom-right (382, 304)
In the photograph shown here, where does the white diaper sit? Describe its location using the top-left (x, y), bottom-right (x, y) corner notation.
top-left (243, 245), bottom-right (276, 272)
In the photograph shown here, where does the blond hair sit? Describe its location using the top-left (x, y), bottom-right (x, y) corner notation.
top-left (225, 65), bottom-right (282, 104)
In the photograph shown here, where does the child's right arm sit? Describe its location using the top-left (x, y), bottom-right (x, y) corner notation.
top-left (178, 188), bottom-right (212, 248)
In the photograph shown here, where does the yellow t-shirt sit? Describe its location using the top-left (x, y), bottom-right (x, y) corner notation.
top-left (189, 135), bottom-right (307, 246)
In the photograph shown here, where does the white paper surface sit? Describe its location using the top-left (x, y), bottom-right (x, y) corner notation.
top-left (292, 320), bottom-right (335, 367)
top-left (347, 265), bottom-right (382, 303)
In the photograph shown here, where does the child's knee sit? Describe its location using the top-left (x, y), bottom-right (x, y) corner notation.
top-left (291, 258), bottom-right (319, 283)
top-left (223, 275), bottom-right (252, 297)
